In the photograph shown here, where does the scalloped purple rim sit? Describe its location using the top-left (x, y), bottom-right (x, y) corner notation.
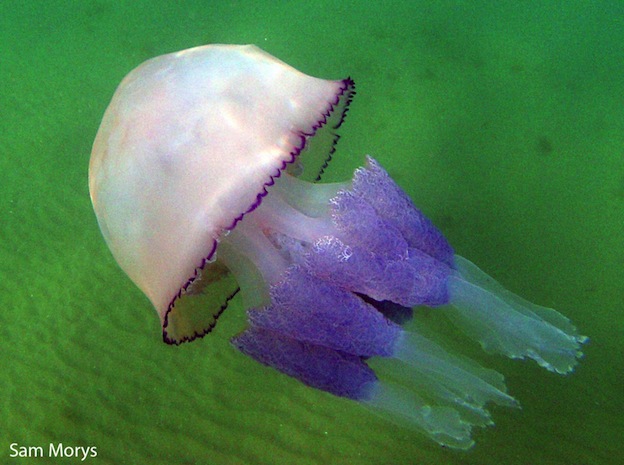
top-left (163, 77), bottom-right (356, 345)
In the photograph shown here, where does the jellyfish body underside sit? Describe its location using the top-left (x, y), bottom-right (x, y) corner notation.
top-left (225, 157), bottom-right (587, 449)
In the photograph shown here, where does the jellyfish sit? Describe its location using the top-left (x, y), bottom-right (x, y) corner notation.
top-left (89, 44), bottom-right (587, 449)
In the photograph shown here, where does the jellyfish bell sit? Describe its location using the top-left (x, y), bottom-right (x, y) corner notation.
top-left (89, 44), bottom-right (586, 449)
top-left (89, 44), bottom-right (354, 343)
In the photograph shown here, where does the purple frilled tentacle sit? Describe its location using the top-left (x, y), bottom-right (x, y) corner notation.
top-left (306, 237), bottom-right (449, 307)
top-left (351, 157), bottom-right (454, 267)
top-left (233, 156), bottom-right (455, 400)
top-left (233, 265), bottom-right (402, 400)
top-left (248, 266), bottom-right (402, 357)
top-left (306, 159), bottom-right (452, 307)
top-left (232, 327), bottom-right (378, 401)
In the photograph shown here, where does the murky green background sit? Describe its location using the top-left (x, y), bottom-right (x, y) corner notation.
top-left (2, 1), bottom-right (622, 464)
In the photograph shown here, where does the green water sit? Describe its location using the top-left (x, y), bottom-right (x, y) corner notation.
top-left (2, 1), bottom-right (622, 464)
